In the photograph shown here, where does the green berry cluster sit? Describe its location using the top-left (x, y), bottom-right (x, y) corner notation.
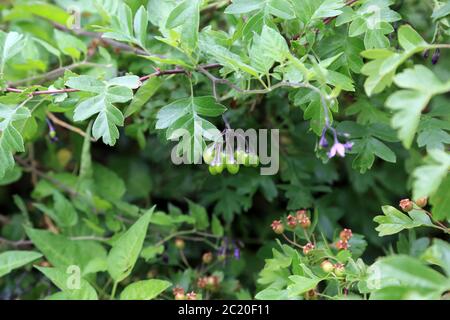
top-left (203, 148), bottom-right (259, 175)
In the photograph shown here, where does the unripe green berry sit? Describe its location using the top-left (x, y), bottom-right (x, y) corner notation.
top-left (227, 162), bottom-right (240, 174)
top-left (208, 165), bottom-right (218, 175)
top-left (203, 147), bottom-right (215, 164)
top-left (235, 150), bottom-right (249, 165)
top-left (214, 163), bottom-right (224, 174)
top-left (247, 153), bottom-right (259, 167)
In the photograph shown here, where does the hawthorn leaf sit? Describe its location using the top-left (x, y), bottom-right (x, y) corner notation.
top-left (413, 149), bottom-right (450, 200)
top-left (0, 103), bottom-right (31, 178)
top-left (287, 275), bottom-right (320, 297)
top-left (367, 255), bottom-right (449, 297)
top-left (0, 31), bottom-right (24, 74)
top-left (386, 65), bottom-right (450, 148)
top-left (373, 206), bottom-right (434, 236)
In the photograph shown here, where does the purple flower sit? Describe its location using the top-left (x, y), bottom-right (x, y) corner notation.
top-left (327, 141), bottom-right (353, 159)
top-left (233, 248), bottom-right (240, 260)
top-left (319, 129), bottom-right (329, 148)
top-left (344, 141), bottom-right (354, 151)
top-left (328, 143), bottom-right (346, 158)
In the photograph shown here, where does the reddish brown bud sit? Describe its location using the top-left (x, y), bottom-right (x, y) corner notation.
top-left (415, 197), bottom-right (428, 208)
top-left (334, 263), bottom-right (345, 277)
top-left (287, 214), bottom-right (297, 228)
top-left (197, 277), bottom-right (208, 289)
top-left (303, 243), bottom-right (315, 255)
top-left (304, 289), bottom-right (318, 300)
top-left (296, 209), bottom-right (307, 219)
top-left (271, 220), bottom-right (284, 234)
top-left (399, 199), bottom-right (413, 212)
top-left (339, 228), bottom-right (353, 241)
top-left (299, 216), bottom-right (311, 229)
top-left (335, 239), bottom-right (349, 250)
top-left (186, 292), bottom-right (197, 300)
top-left (173, 287), bottom-right (185, 300)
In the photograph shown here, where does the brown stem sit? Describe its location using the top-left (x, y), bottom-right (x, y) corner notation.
top-left (281, 232), bottom-right (304, 250)
top-left (4, 63), bottom-right (221, 96)
top-left (8, 61), bottom-right (107, 87)
top-left (46, 112), bottom-right (96, 142)
top-left (52, 22), bottom-right (153, 57)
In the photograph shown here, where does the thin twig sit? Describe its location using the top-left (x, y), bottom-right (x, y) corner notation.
top-left (52, 22), bottom-right (153, 57)
top-left (8, 61), bottom-right (109, 87)
top-left (46, 112), bottom-right (96, 141)
top-left (4, 63), bottom-right (221, 96)
top-left (281, 232), bottom-right (304, 250)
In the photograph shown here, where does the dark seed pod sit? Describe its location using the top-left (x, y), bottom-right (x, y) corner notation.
top-left (422, 49), bottom-right (430, 59)
top-left (432, 48), bottom-right (441, 65)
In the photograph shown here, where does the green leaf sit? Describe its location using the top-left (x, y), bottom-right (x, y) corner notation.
top-left (0, 103), bottom-right (31, 178)
top-left (421, 239), bottom-right (450, 276)
top-left (255, 286), bottom-right (290, 300)
top-left (367, 255), bottom-right (449, 297)
top-left (0, 31), bottom-right (24, 74)
top-left (250, 25), bottom-right (289, 73)
top-left (54, 30), bottom-right (87, 61)
top-left (120, 279), bottom-right (171, 300)
top-left (52, 191), bottom-right (78, 227)
top-left (432, 2), bottom-right (450, 20)
top-left (124, 77), bottom-right (162, 117)
top-left (413, 149), bottom-right (450, 199)
top-left (361, 26), bottom-right (430, 96)
top-left (133, 6), bottom-right (148, 47)
top-left (0, 251), bottom-right (42, 278)
top-left (398, 25), bottom-right (428, 51)
top-left (107, 207), bottom-right (154, 282)
top-left (286, 275), bottom-right (320, 297)
top-left (66, 76), bottom-right (138, 145)
top-left (188, 200), bottom-right (209, 230)
top-left (386, 65), bottom-right (450, 148)
top-left (211, 215), bottom-right (224, 236)
top-left (199, 38), bottom-right (259, 77)
top-left (373, 206), bottom-right (434, 236)
top-left (156, 97), bottom-right (225, 163)
top-left (430, 175), bottom-right (450, 221)
top-left (13, 3), bottom-right (71, 25)
top-left (225, 0), bottom-right (264, 14)
top-left (141, 245), bottom-right (164, 261)
top-left (36, 266), bottom-right (98, 300)
top-left (25, 228), bottom-right (107, 275)
top-left (291, 0), bottom-right (345, 23)
top-left (165, 0), bottom-right (200, 51)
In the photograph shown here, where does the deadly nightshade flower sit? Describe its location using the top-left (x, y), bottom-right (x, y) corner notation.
top-left (319, 129), bottom-right (329, 148)
top-left (46, 118), bottom-right (58, 142)
top-left (233, 248), bottom-right (240, 260)
top-left (327, 140), bottom-right (354, 158)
